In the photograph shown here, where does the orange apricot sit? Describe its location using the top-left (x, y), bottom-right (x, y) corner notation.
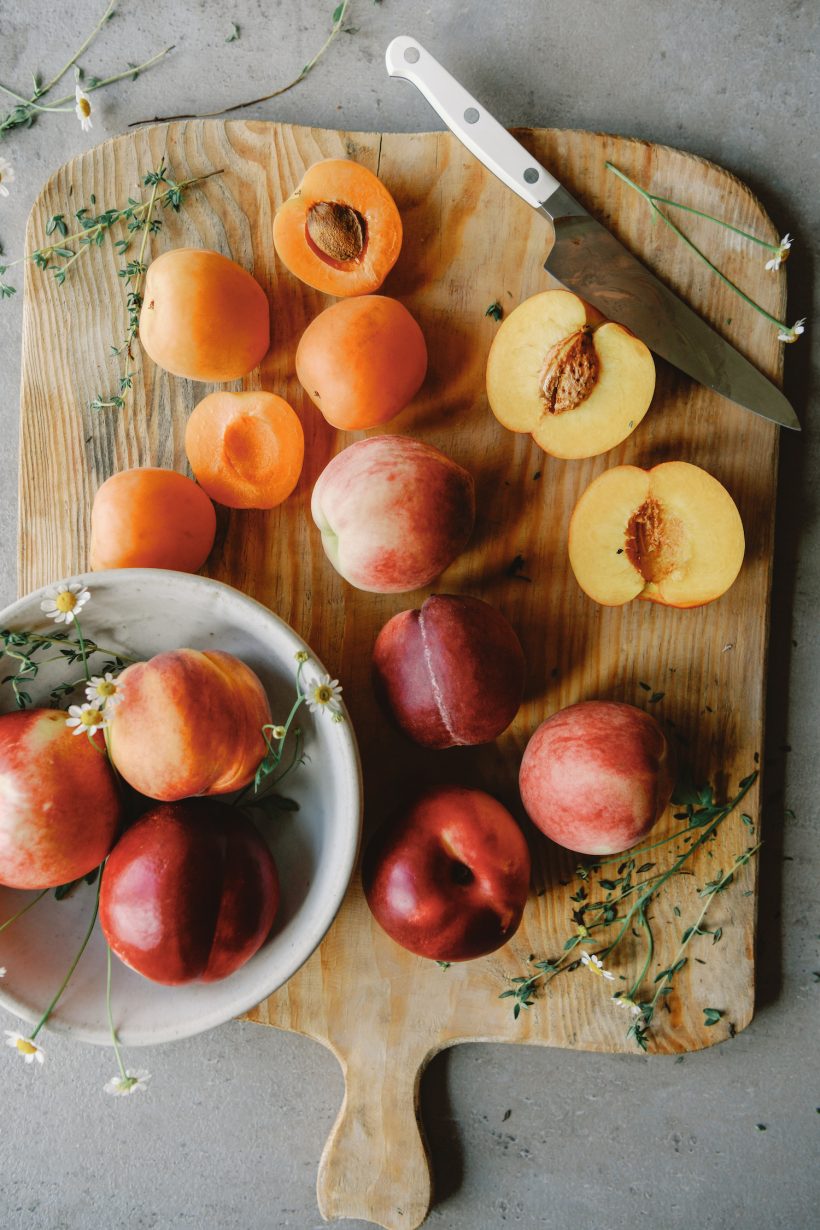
top-left (89, 468), bottom-right (216, 573)
top-left (273, 158), bottom-right (402, 296)
top-left (296, 296), bottom-right (427, 430)
top-left (185, 391), bottom-right (304, 509)
top-left (139, 248), bottom-right (269, 382)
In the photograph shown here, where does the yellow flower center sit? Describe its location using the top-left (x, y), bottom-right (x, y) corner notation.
top-left (96, 680), bottom-right (117, 698)
top-left (314, 685), bottom-right (334, 704)
top-left (81, 708), bottom-right (103, 727)
top-left (78, 97), bottom-right (91, 118)
top-left (16, 1038), bottom-right (37, 1055)
top-left (55, 591), bottom-right (77, 613)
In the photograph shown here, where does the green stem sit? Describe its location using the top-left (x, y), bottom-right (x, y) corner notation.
top-left (0, 84), bottom-right (72, 113)
top-left (0, 889), bottom-right (49, 933)
top-left (646, 194), bottom-right (779, 250)
top-left (628, 904), bottom-right (654, 1000)
top-left (605, 162), bottom-right (790, 331)
top-left (40, 0), bottom-right (118, 99)
top-left (106, 944), bottom-right (128, 1081)
top-left (29, 874), bottom-right (101, 1041)
top-left (71, 614), bottom-right (91, 684)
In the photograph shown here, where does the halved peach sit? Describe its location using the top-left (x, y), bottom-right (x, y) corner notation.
top-left (273, 158), bottom-right (402, 296)
top-left (568, 461), bottom-right (745, 608)
top-left (486, 289), bottom-right (655, 459)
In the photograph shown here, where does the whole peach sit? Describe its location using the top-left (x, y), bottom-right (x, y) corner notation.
top-left (108, 649), bottom-right (271, 801)
top-left (311, 436), bottom-right (475, 593)
top-left (0, 709), bottom-right (120, 888)
top-left (519, 700), bottom-right (674, 855)
top-left (372, 594), bottom-right (525, 748)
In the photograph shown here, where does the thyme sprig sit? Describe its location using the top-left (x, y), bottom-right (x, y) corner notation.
top-left (0, 0), bottom-right (173, 139)
top-left (605, 162), bottom-right (804, 342)
top-left (501, 768), bottom-right (760, 1050)
top-left (0, 627), bottom-right (130, 709)
top-left (130, 0), bottom-right (350, 126)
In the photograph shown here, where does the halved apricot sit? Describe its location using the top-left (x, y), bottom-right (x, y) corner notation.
top-left (184, 391), bottom-right (304, 509)
top-left (568, 461), bottom-right (745, 608)
top-left (296, 295), bottom-right (427, 430)
top-left (139, 248), bottom-right (270, 383)
top-left (273, 158), bottom-right (402, 296)
top-left (486, 289), bottom-right (656, 459)
top-left (90, 468), bottom-right (216, 572)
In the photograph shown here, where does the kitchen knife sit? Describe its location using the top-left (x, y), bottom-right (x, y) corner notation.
top-left (385, 36), bottom-right (800, 431)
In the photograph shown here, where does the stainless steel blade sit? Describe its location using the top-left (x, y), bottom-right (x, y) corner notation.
top-left (385, 36), bottom-right (799, 432)
top-left (543, 186), bottom-right (799, 430)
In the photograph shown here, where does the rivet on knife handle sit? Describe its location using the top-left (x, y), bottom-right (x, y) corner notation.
top-left (385, 35), bottom-right (560, 210)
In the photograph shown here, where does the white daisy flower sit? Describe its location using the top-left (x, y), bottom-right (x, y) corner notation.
top-left (580, 951), bottom-right (616, 981)
top-left (777, 317), bottom-right (806, 344)
top-left (103, 1068), bottom-right (151, 1097)
top-left (85, 673), bottom-right (124, 709)
top-left (612, 994), bottom-right (644, 1018)
top-left (40, 581), bottom-right (90, 623)
top-left (765, 233), bottom-right (792, 272)
top-left (4, 1030), bottom-right (44, 1064)
top-left (304, 673), bottom-right (343, 716)
top-left (75, 84), bottom-right (93, 132)
top-left (66, 702), bottom-right (106, 737)
top-left (0, 156), bottom-right (15, 198)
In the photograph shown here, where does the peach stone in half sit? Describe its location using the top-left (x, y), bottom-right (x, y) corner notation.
top-left (568, 461), bottom-right (745, 608)
top-left (486, 289), bottom-right (656, 459)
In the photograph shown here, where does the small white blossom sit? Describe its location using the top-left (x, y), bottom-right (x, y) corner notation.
top-left (304, 673), bottom-right (343, 716)
top-left (66, 702), bottom-right (106, 737)
top-left (40, 581), bottom-right (90, 623)
top-left (294, 650), bottom-right (309, 664)
top-left (4, 1031), bottom-right (44, 1064)
top-left (777, 317), bottom-right (806, 344)
top-left (0, 156), bottom-right (15, 198)
top-left (75, 84), bottom-right (93, 132)
top-left (580, 951), bottom-right (616, 981)
top-left (103, 1068), bottom-right (151, 1097)
top-left (85, 673), bottom-right (124, 709)
top-left (0, 967), bottom-right (6, 977)
top-left (765, 233), bottom-right (792, 272)
top-left (612, 994), bottom-right (643, 1018)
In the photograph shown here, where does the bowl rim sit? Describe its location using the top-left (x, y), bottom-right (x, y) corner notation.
top-left (0, 568), bottom-right (364, 1046)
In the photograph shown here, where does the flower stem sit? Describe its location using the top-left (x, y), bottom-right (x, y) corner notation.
top-left (106, 944), bottom-right (128, 1081)
top-left (40, 0), bottom-right (118, 100)
top-left (0, 889), bottom-right (48, 934)
top-left (605, 161), bottom-right (789, 331)
top-left (29, 873), bottom-right (101, 1041)
top-left (646, 194), bottom-right (778, 250)
top-left (71, 614), bottom-right (91, 683)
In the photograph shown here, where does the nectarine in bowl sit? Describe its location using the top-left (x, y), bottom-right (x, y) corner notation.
top-left (0, 571), bottom-right (362, 1045)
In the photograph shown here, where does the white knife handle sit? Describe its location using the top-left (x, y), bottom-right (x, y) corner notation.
top-left (385, 35), bottom-right (560, 210)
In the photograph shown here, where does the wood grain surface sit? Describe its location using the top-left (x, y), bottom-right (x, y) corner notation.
top-left (18, 120), bottom-right (784, 1229)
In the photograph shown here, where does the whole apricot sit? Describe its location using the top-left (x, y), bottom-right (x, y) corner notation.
top-left (296, 296), bottom-right (427, 430)
top-left (139, 248), bottom-right (269, 382)
top-left (89, 467), bottom-right (216, 573)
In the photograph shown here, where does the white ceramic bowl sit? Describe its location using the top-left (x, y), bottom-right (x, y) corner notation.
top-left (0, 570), bottom-right (362, 1045)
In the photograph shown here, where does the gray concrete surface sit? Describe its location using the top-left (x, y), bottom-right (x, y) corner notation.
top-left (1, 2), bottom-right (818, 1227)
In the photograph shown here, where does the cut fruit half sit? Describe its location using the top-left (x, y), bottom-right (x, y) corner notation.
top-left (486, 289), bottom-right (656, 459)
top-left (568, 461), bottom-right (745, 608)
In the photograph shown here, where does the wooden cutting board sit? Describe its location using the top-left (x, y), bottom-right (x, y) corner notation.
top-left (18, 120), bottom-right (783, 1228)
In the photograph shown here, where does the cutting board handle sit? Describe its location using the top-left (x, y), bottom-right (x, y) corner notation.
top-left (317, 1040), bottom-right (434, 1230)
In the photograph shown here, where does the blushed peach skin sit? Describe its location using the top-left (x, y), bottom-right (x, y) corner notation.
top-left (519, 700), bottom-right (674, 855)
top-left (311, 436), bottom-right (475, 594)
top-left (108, 649), bottom-right (271, 802)
top-left (372, 594), bottom-right (525, 748)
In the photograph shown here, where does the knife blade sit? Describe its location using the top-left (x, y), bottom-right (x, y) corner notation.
top-left (385, 35), bottom-right (800, 431)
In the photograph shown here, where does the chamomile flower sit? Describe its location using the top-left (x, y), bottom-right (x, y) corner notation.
top-left (0, 156), bottom-right (15, 198)
top-left (580, 951), bottom-right (616, 981)
top-left (777, 318), bottom-right (806, 344)
top-left (294, 651), bottom-right (309, 664)
top-left (40, 581), bottom-right (90, 623)
top-left (103, 1068), bottom-right (151, 1097)
top-left (612, 993), bottom-right (644, 1018)
top-left (304, 672), bottom-right (343, 716)
top-left (270, 725), bottom-right (287, 741)
top-left (66, 702), bottom-right (106, 737)
top-left (85, 672), bottom-right (124, 709)
top-left (75, 84), bottom-right (93, 132)
top-left (765, 233), bottom-right (792, 271)
top-left (4, 1031), bottom-right (44, 1064)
